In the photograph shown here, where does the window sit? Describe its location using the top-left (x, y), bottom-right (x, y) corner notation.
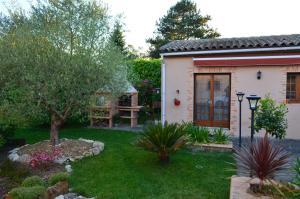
top-left (195, 74), bottom-right (230, 128)
top-left (286, 73), bottom-right (300, 103)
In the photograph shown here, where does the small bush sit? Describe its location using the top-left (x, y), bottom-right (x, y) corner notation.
top-left (254, 96), bottom-right (288, 139)
top-left (0, 160), bottom-right (30, 184)
top-left (294, 158), bottom-right (300, 187)
top-left (21, 176), bottom-right (45, 187)
top-left (212, 128), bottom-right (230, 144)
top-left (8, 186), bottom-right (46, 199)
top-left (0, 134), bottom-right (5, 148)
top-left (0, 123), bottom-right (16, 142)
top-left (187, 126), bottom-right (210, 144)
top-left (136, 122), bottom-right (187, 163)
top-left (49, 172), bottom-right (69, 186)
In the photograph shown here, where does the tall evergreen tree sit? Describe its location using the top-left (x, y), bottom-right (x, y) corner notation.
top-left (147, 0), bottom-right (220, 58)
top-left (111, 20), bottom-right (126, 54)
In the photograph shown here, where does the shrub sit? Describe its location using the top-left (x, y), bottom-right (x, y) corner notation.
top-left (30, 147), bottom-right (62, 170)
top-left (21, 176), bottom-right (45, 187)
top-left (212, 128), bottom-right (230, 144)
top-left (293, 158), bottom-right (300, 187)
top-left (187, 126), bottom-right (210, 144)
top-left (8, 186), bottom-right (46, 199)
top-left (0, 123), bottom-right (16, 141)
top-left (234, 135), bottom-right (289, 191)
top-left (254, 96), bottom-right (288, 139)
top-left (136, 122), bottom-right (187, 163)
top-left (127, 58), bottom-right (161, 88)
top-left (127, 58), bottom-right (161, 121)
top-left (0, 134), bottom-right (5, 148)
top-left (49, 172), bottom-right (69, 186)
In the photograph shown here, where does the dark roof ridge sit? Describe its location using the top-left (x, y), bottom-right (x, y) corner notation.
top-left (160, 34), bottom-right (300, 53)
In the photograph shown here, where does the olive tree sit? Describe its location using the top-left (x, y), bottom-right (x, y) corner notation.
top-left (0, 0), bottom-right (128, 145)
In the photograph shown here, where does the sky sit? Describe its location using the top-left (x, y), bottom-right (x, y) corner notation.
top-left (102, 0), bottom-right (300, 52)
top-left (1, 0), bottom-right (300, 52)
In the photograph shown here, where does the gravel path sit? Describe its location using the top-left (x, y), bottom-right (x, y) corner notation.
top-left (232, 137), bottom-right (300, 182)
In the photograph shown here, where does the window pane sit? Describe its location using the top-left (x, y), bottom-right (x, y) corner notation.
top-left (287, 74), bottom-right (300, 101)
top-left (195, 75), bottom-right (211, 120)
top-left (213, 75), bottom-right (230, 121)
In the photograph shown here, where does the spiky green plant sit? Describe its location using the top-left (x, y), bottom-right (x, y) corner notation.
top-left (187, 126), bottom-right (210, 144)
top-left (212, 128), bottom-right (230, 144)
top-left (294, 158), bottom-right (300, 187)
top-left (136, 122), bottom-right (187, 163)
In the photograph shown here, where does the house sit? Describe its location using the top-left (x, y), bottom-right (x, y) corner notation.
top-left (160, 34), bottom-right (300, 139)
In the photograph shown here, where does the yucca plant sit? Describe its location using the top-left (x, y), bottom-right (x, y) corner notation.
top-left (136, 122), bottom-right (187, 163)
top-left (212, 128), bottom-right (230, 144)
top-left (234, 135), bottom-right (289, 191)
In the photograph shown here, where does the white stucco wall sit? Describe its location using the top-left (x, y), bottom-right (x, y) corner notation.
top-left (163, 56), bottom-right (300, 139)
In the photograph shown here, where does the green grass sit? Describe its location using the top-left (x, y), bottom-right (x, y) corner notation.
top-left (15, 127), bottom-right (235, 199)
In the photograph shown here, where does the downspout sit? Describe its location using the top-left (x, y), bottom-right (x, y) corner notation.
top-left (161, 55), bottom-right (166, 125)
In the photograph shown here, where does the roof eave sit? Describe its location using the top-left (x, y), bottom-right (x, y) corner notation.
top-left (160, 46), bottom-right (300, 57)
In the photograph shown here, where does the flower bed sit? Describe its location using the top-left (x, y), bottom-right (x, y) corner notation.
top-left (8, 138), bottom-right (104, 165)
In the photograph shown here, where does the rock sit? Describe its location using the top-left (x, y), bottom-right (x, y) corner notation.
top-left (83, 151), bottom-right (92, 157)
top-left (79, 138), bottom-right (94, 143)
top-left (92, 141), bottom-right (104, 150)
top-left (8, 147), bottom-right (19, 154)
top-left (91, 147), bottom-right (101, 155)
top-left (65, 164), bottom-right (72, 173)
top-left (18, 154), bottom-right (31, 163)
top-left (54, 195), bottom-right (64, 199)
top-left (63, 193), bottom-right (77, 199)
top-left (8, 153), bottom-right (19, 161)
top-left (54, 156), bottom-right (69, 164)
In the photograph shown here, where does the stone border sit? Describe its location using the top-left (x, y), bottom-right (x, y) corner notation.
top-left (190, 142), bottom-right (233, 152)
top-left (230, 176), bottom-right (271, 199)
top-left (8, 138), bottom-right (105, 165)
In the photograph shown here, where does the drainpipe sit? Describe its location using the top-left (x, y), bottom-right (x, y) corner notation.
top-left (161, 55), bottom-right (166, 125)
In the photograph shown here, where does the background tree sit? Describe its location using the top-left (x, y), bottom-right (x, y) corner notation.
top-left (254, 96), bottom-right (288, 139)
top-left (111, 20), bottom-right (126, 55)
top-left (147, 0), bottom-right (220, 58)
top-left (0, 0), bottom-right (128, 145)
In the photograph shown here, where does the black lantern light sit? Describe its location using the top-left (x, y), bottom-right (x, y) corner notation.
top-left (236, 92), bottom-right (245, 147)
top-left (246, 95), bottom-right (261, 143)
top-left (257, 70), bottom-right (262, 80)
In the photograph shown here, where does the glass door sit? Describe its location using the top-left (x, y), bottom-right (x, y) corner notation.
top-left (194, 74), bottom-right (230, 128)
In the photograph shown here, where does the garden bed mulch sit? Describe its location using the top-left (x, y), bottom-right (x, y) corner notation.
top-left (8, 138), bottom-right (105, 164)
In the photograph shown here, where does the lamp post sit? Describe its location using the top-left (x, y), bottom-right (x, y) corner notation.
top-left (246, 95), bottom-right (261, 143)
top-left (236, 92), bottom-right (245, 147)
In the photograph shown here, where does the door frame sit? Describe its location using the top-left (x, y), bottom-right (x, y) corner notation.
top-left (193, 73), bottom-right (231, 129)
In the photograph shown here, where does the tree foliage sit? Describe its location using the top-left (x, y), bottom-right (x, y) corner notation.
top-left (147, 0), bottom-right (220, 58)
top-left (254, 96), bottom-right (288, 139)
top-left (127, 58), bottom-right (161, 88)
top-left (110, 19), bottom-right (126, 55)
top-left (0, 0), bottom-right (128, 145)
top-left (127, 58), bottom-right (161, 119)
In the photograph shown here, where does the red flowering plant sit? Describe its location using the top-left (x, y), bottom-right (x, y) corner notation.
top-left (30, 147), bottom-right (62, 170)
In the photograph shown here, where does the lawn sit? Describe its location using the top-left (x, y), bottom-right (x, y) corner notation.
top-left (15, 128), bottom-right (235, 199)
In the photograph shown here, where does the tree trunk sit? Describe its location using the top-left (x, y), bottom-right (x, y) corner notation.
top-left (159, 151), bottom-right (169, 164)
top-left (50, 114), bottom-right (62, 146)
